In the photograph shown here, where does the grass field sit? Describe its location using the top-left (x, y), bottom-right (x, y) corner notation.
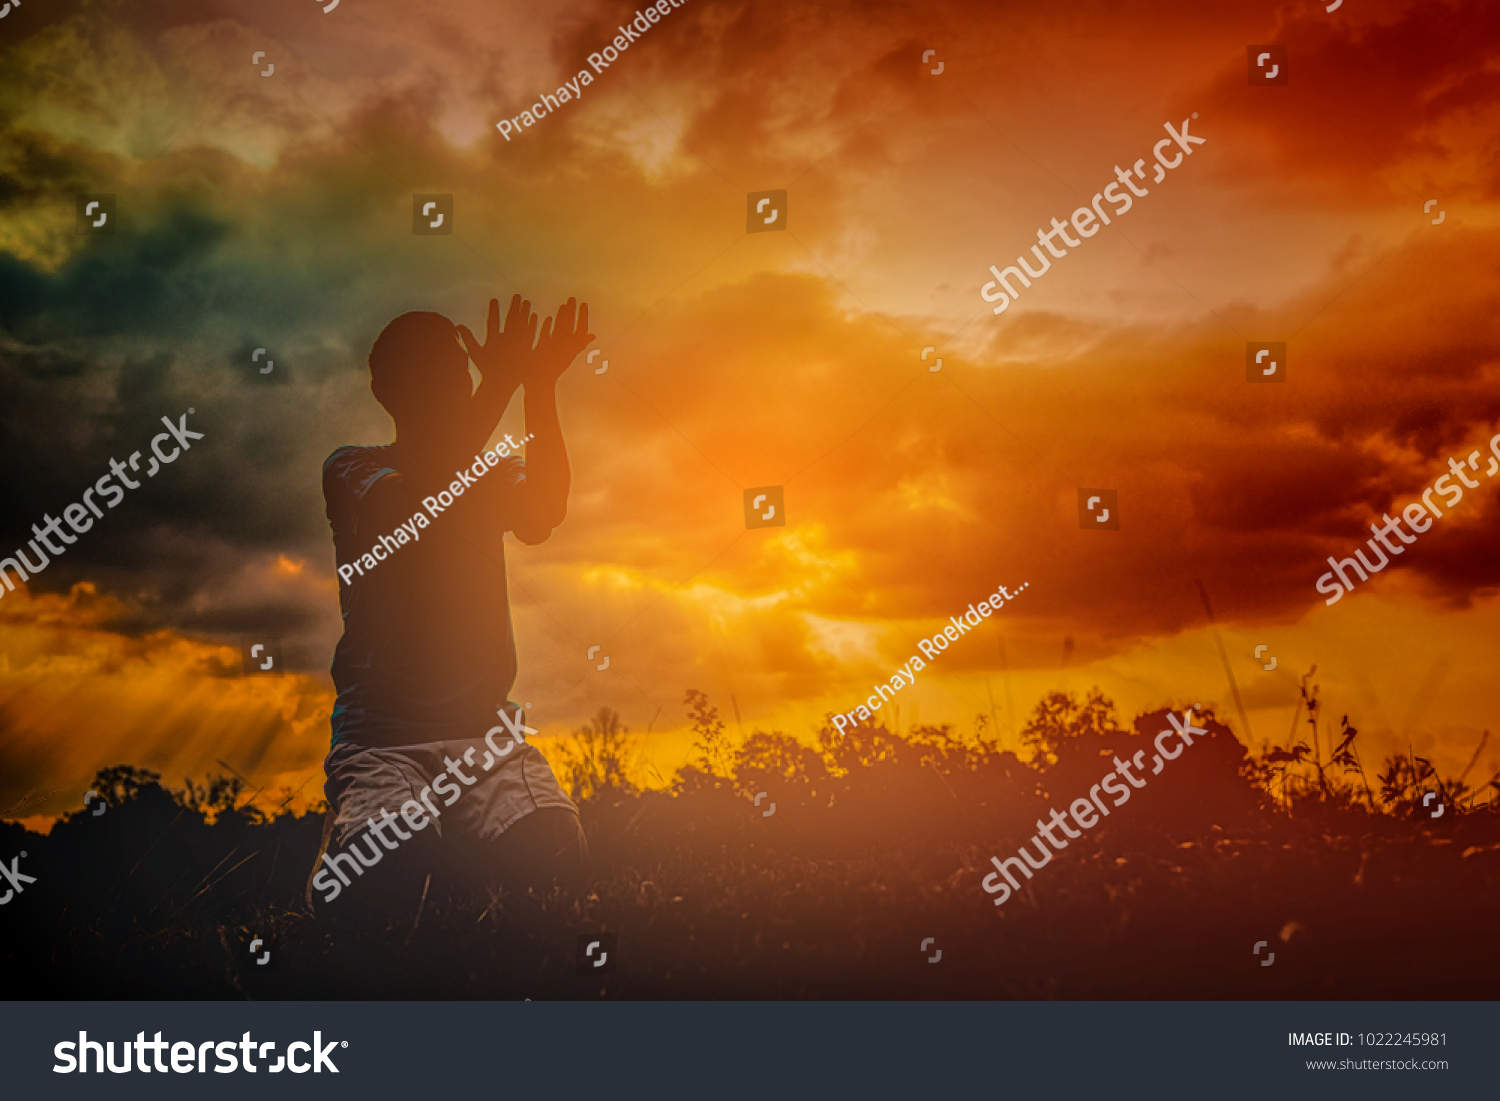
top-left (4, 688), bottom-right (1497, 999)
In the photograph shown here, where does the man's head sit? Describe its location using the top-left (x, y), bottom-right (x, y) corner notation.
top-left (368, 311), bottom-right (471, 432)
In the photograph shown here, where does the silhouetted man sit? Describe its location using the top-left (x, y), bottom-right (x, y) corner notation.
top-left (307, 295), bottom-right (594, 921)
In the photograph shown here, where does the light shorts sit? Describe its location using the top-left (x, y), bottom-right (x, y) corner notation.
top-left (306, 704), bottom-right (579, 910)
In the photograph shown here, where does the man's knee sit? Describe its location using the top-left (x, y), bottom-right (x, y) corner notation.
top-left (536, 807), bottom-right (588, 865)
top-left (490, 808), bottom-right (589, 892)
top-left (308, 825), bottom-right (433, 921)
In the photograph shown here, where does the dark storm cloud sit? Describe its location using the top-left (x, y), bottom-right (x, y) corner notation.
top-left (0, 0), bottom-right (89, 51)
top-left (0, 196), bottom-right (351, 641)
top-left (0, 206), bottom-right (230, 339)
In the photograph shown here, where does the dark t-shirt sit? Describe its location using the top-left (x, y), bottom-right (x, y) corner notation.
top-left (323, 444), bottom-right (525, 747)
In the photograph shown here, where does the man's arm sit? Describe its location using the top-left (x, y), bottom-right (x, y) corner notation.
top-left (347, 297), bottom-right (590, 550)
top-left (456, 295), bottom-right (536, 456)
top-left (510, 298), bottom-right (592, 545)
top-left (354, 294), bottom-right (534, 545)
top-left (510, 385), bottom-right (569, 544)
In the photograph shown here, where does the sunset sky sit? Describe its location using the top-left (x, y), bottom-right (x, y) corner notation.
top-left (3, 0), bottom-right (1500, 827)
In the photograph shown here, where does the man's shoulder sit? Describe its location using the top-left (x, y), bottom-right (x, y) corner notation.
top-left (323, 445), bottom-right (402, 515)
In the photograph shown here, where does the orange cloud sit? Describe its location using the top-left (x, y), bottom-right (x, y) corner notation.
top-left (0, 582), bottom-right (332, 825)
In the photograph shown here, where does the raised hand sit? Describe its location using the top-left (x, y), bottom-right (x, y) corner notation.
top-left (528, 298), bottom-right (594, 387)
top-left (457, 294), bottom-right (536, 442)
top-left (458, 294), bottom-right (536, 388)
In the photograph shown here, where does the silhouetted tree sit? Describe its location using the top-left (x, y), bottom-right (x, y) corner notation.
top-left (86, 765), bottom-right (163, 808)
top-left (731, 729), bottom-right (830, 798)
top-left (181, 773), bottom-right (259, 822)
top-left (1020, 687), bottom-right (1122, 765)
top-left (556, 707), bottom-right (637, 802)
top-left (818, 716), bottom-right (906, 774)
